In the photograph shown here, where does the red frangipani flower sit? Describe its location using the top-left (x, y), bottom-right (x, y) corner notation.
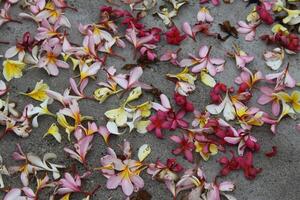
top-left (219, 151), bottom-right (262, 180)
top-left (165, 26), bottom-right (186, 45)
top-left (256, 4), bottom-right (274, 25)
top-left (170, 134), bottom-right (195, 163)
top-left (147, 111), bottom-right (171, 139)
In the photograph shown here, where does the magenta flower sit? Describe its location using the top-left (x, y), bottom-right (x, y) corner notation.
top-left (147, 111), bottom-right (171, 138)
top-left (167, 110), bottom-right (189, 130)
top-left (170, 134), bottom-right (195, 163)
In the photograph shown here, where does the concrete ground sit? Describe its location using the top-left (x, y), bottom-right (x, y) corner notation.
top-left (0, 0), bottom-right (300, 199)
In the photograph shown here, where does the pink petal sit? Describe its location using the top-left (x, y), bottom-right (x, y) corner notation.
top-left (107, 175), bottom-right (122, 189)
top-left (56, 60), bottom-right (69, 69)
top-left (219, 181), bottom-right (235, 191)
top-left (199, 45), bottom-right (209, 58)
top-left (121, 178), bottom-right (134, 196)
top-left (257, 95), bottom-right (273, 105)
top-left (128, 67), bottom-right (143, 87)
top-left (272, 101), bottom-right (280, 116)
top-left (182, 22), bottom-right (193, 38)
top-left (130, 175), bottom-right (144, 189)
top-left (170, 135), bottom-right (182, 143)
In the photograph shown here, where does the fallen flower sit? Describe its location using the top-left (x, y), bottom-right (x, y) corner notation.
top-left (180, 45), bottom-right (225, 76)
top-left (165, 26), bottom-right (186, 45)
top-left (197, 7), bottom-right (213, 23)
top-left (147, 111), bottom-right (171, 138)
top-left (64, 135), bottom-right (94, 165)
top-left (170, 134), bottom-right (195, 163)
top-left (237, 20), bottom-right (259, 41)
top-left (263, 47), bottom-right (284, 70)
top-left (22, 80), bottom-right (49, 101)
top-left (44, 123), bottom-right (61, 143)
top-left (256, 4), bottom-right (274, 25)
top-left (2, 59), bottom-right (26, 81)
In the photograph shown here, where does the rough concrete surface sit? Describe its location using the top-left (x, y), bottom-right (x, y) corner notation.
top-left (0, 0), bottom-right (300, 200)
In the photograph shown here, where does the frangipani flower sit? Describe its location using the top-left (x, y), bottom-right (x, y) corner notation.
top-left (263, 47), bottom-right (284, 70)
top-left (234, 70), bottom-right (263, 92)
top-left (276, 91), bottom-right (300, 113)
top-left (64, 135), bottom-right (93, 165)
top-left (237, 21), bottom-right (259, 41)
top-left (257, 86), bottom-right (281, 116)
top-left (100, 141), bottom-right (146, 196)
top-left (265, 66), bottom-right (296, 89)
top-left (0, 3), bottom-right (20, 27)
top-left (180, 45), bottom-right (225, 76)
top-left (194, 140), bottom-right (218, 161)
top-left (4, 32), bottom-right (35, 61)
top-left (170, 134), bottom-right (194, 163)
top-left (57, 173), bottom-right (82, 195)
top-left (2, 59), bottom-right (26, 81)
top-left (282, 7), bottom-right (300, 25)
top-left (27, 99), bottom-right (55, 127)
top-left (57, 99), bottom-right (91, 139)
top-left (229, 45), bottom-right (254, 70)
top-left (10, 145), bottom-right (64, 186)
top-left (44, 123), bottom-right (61, 143)
top-left (206, 93), bottom-right (236, 121)
top-left (159, 49), bottom-right (180, 65)
top-left (37, 42), bottom-right (69, 76)
top-left (165, 26), bottom-right (186, 45)
top-left (197, 7), bottom-right (213, 23)
top-left (23, 80), bottom-right (49, 101)
top-left (79, 62), bottom-right (101, 81)
top-left (225, 130), bottom-right (259, 155)
top-left (35, 19), bottom-right (61, 41)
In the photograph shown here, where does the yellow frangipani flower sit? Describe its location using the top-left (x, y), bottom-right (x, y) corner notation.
top-left (44, 123), bottom-right (62, 143)
top-left (23, 80), bottom-right (49, 101)
top-left (276, 91), bottom-right (300, 113)
top-left (3, 59), bottom-right (26, 81)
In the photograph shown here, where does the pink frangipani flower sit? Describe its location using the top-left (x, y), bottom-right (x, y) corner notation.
top-left (180, 45), bottom-right (225, 76)
top-left (237, 21), bottom-right (260, 41)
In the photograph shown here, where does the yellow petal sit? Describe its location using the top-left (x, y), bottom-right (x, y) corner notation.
top-left (60, 194), bottom-right (70, 200)
top-left (135, 120), bottom-right (151, 134)
top-left (94, 87), bottom-right (114, 103)
top-left (138, 144), bottom-right (151, 162)
top-left (44, 123), bottom-right (61, 143)
top-left (276, 92), bottom-right (291, 102)
top-left (3, 60), bottom-right (26, 81)
top-left (105, 107), bottom-right (127, 126)
top-left (291, 91), bottom-right (300, 102)
top-left (271, 24), bottom-right (289, 34)
top-left (57, 113), bottom-right (74, 140)
top-left (209, 144), bottom-right (218, 155)
top-left (135, 101), bottom-right (152, 118)
top-left (292, 102), bottom-right (300, 113)
top-left (24, 80), bottom-right (49, 101)
top-left (200, 71), bottom-right (216, 87)
top-left (125, 87), bottom-right (142, 104)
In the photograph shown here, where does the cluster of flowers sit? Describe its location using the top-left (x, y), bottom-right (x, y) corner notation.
top-left (0, 0), bottom-right (299, 199)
